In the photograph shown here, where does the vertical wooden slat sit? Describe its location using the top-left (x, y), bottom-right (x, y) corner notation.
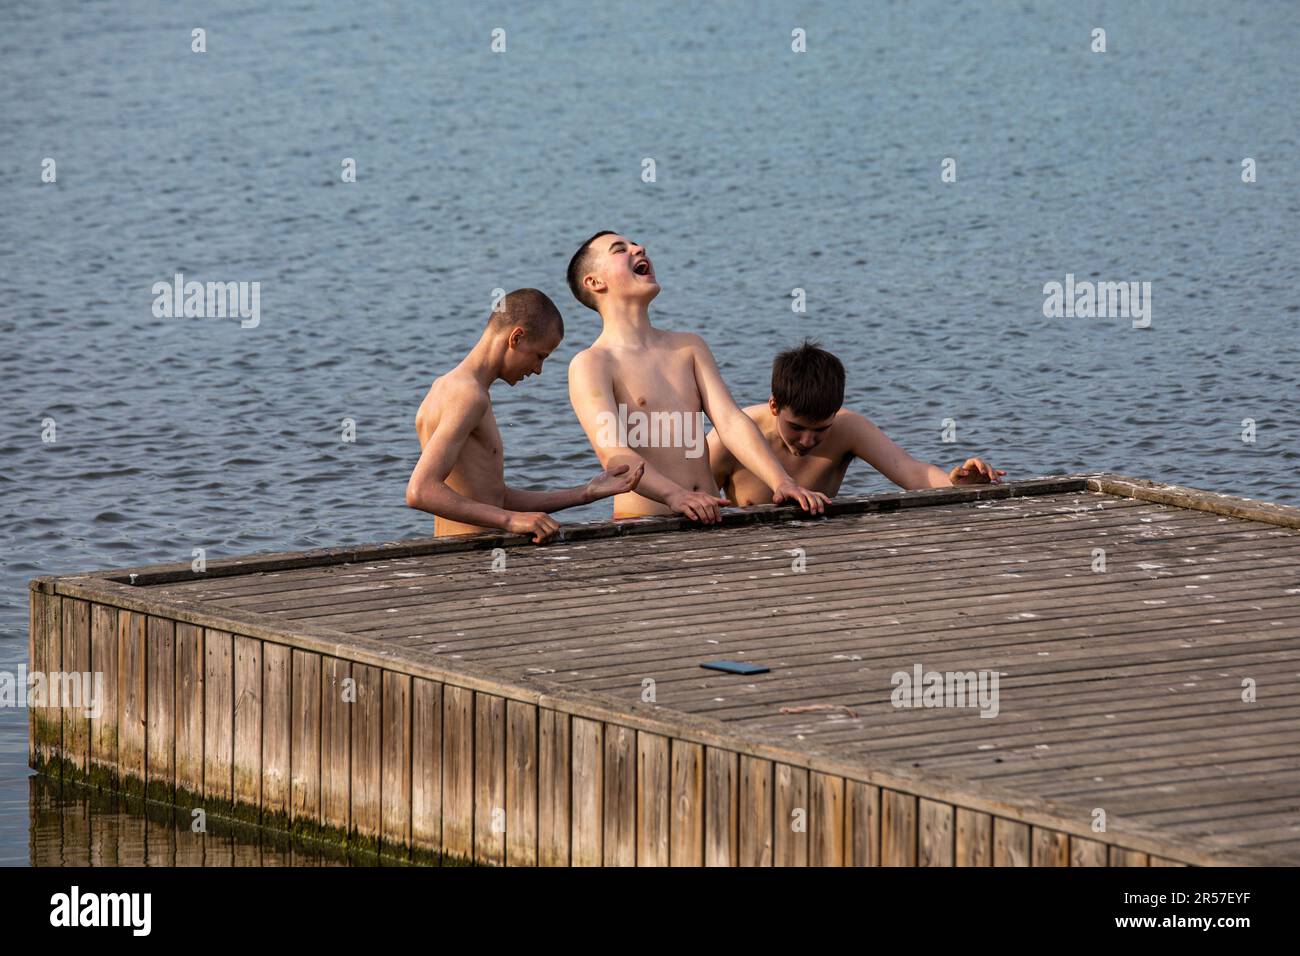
top-left (993, 818), bottom-right (1031, 866)
top-left (1110, 846), bottom-right (1149, 866)
top-left (811, 772), bottom-right (845, 866)
top-left (637, 732), bottom-right (670, 867)
top-left (320, 657), bottom-right (351, 838)
top-left (1070, 835), bottom-right (1109, 866)
top-left (956, 808), bottom-right (993, 866)
top-left (261, 643), bottom-right (291, 825)
top-left (290, 649), bottom-right (321, 831)
top-left (27, 591), bottom-right (40, 768)
top-left (382, 670), bottom-right (412, 853)
top-left (118, 610), bottom-right (146, 794)
top-left (881, 790), bottom-right (918, 866)
top-left (202, 629), bottom-right (233, 810)
top-left (919, 799), bottom-right (955, 867)
top-left (705, 747), bottom-right (739, 867)
top-left (774, 763), bottom-right (809, 866)
top-left (144, 616), bottom-right (175, 801)
top-left (173, 623), bottom-right (203, 800)
top-left (350, 663), bottom-right (381, 846)
top-left (538, 709), bottom-right (570, 867)
top-left (571, 717), bottom-right (603, 866)
top-left (474, 693), bottom-right (506, 865)
top-left (506, 700), bottom-right (538, 866)
top-left (62, 599), bottom-right (91, 777)
top-left (411, 678), bottom-right (443, 857)
top-left (89, 603), bottom-right (119, 782)
top-left (602, 724), bottom-right (636, 866)
top-left (738, 755), bottom-right (773, 867)
top-left (232, 636), bottom-right (261, 818)
top-left (846, 780), bottom-right (881, 866)
top-left (1032, 827), bottom-right (1070, 867)
top-left (669, 740), bottom-right (704, 867)
top-left (441, 685), bottom-right (474, 861)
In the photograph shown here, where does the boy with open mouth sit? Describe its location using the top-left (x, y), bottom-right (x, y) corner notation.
top-left (566, 232), bottom-right (828, 523)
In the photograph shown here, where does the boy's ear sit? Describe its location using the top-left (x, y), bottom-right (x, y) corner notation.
top-left (768, 396), bottom-right (780, 416)
top-left (507, 326), bottom-right (527, 349)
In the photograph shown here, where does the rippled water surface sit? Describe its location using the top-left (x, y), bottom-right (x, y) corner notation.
top-left (2, 0), bottom-right (1298, 864)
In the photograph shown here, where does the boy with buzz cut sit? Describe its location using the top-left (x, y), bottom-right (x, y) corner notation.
top-left (566, 231), bottom-right (830, 524)
top-left (708, 339), bottom-right (1006, 505)
top-left (406, 288), bottom-right (643, 544)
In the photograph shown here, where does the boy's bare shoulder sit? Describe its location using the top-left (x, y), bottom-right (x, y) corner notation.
top-left (425, 370), bottom-right (490, 417)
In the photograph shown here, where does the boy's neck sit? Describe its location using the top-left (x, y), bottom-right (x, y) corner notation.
top-left (596, 298), bottom-right (655, 347)
top-left (460, 331), bottom-right (508, 388)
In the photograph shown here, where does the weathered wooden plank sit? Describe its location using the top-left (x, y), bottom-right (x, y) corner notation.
top-left (993, 818), bottom-right (1031, 866)
top-left (118, 610), bottom-right (147, 793)
top-left (846, 780), bottom-right (881, 866)
top-left (810, 771), bottom-right (845, 866)
top-left (669, 739), bottom-right (705, 867)
top-left (773, 763), bottom-right (809, 866)
top-left (202, 628), bottom-right (233, 809)
top-left (1149, 856), bottom-right (1187, 867)
top-left (1070, 835), bottom-right (1110, 867)
top-left (144, 616), bottom-right (175, 801)
top-left (411, 678), bottom-right (443, 858)
top-left (1110, 846), bottom-right (1150, 866)
top-left (705, 747), bottom-right (739, 866)
top-left (351, 663), bottom-right (382, 846)
top-left (173, 622), bottom-right (202, 799)
top-left (261, 643), bottom-right (291, 825)
top-left (538, 708), bottom-right (570, 866)
top-left (738, 754), bottom-right (773, 866)
top-left (637, 732), bottom-right (671, 867)
top-left (232, 635), bottom-right (262, 818)
top-left (89, 603), bottom-right (119, 782)
top-left (505, 699), bottom-right (538, 866)
top-left (62, 599), bottom-right (91, 778)
top-left (474, 692), bottom-right (506, 865)
top-left (918, 799), bottom-right (955, 867)
top-left (441, 684), bottom-right (475, 862)
top-left (882, 789), bottom-right (918, 866)
top-left (290, 649), bottom-right (321, 831)
top-left (571, 717), bottom-right (603, 866)
top-left (603, 724), bottom-right (637, 866)
top-left (1032, 827), bottom-right (1070, 867)
top-left (320, 656), bottom-right (351, 838)
top-left (956, 808), bottom-right (993, 866)
top-left (382, 670), bottom-right (412, 854)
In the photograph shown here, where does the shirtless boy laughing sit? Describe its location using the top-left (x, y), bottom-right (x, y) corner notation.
top-left (405, 288), bottom-right (642, 543)
top-left (709, 340), bottom-right (1005, 504)
top-left (565, 231), bottom-right (828, 523)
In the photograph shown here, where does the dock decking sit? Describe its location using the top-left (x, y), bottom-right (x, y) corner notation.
top-left (28, 474), bottom-right (1300, 865)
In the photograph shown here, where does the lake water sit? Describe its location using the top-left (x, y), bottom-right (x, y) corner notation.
top-left (1, 0), bottom-right (1297, 865)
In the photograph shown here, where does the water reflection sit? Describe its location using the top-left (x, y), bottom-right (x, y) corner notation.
top-left (28, 775), bottom-right (459, 867)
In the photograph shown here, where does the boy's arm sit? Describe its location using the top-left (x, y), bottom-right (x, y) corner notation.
top-left (842, 411), bottom-right (1003, 488)
top-left (689, 335), bottom-right (828, 513)
top-left (404, 382), bottom-right (559, 542)
top-left (706, 427), bottom-right (738, 497)
top-left (568, 350), bottom-right (728, 522)
top-left (503, 463), bottom-right (644, 513)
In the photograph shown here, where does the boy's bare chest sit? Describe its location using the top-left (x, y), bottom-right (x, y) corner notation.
top-left (609, 355), bottom-right (701, 414)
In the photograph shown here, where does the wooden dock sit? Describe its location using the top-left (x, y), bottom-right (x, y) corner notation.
top-left (27, 474), bottom-right (1300, 866)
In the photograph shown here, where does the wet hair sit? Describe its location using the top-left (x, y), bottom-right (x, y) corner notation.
top-left (488, 288), bottom-right (563, 341)
top-left (771, 339), bottom-right (845, 421)
top-left (566, 230), bottom-right (616, 312)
